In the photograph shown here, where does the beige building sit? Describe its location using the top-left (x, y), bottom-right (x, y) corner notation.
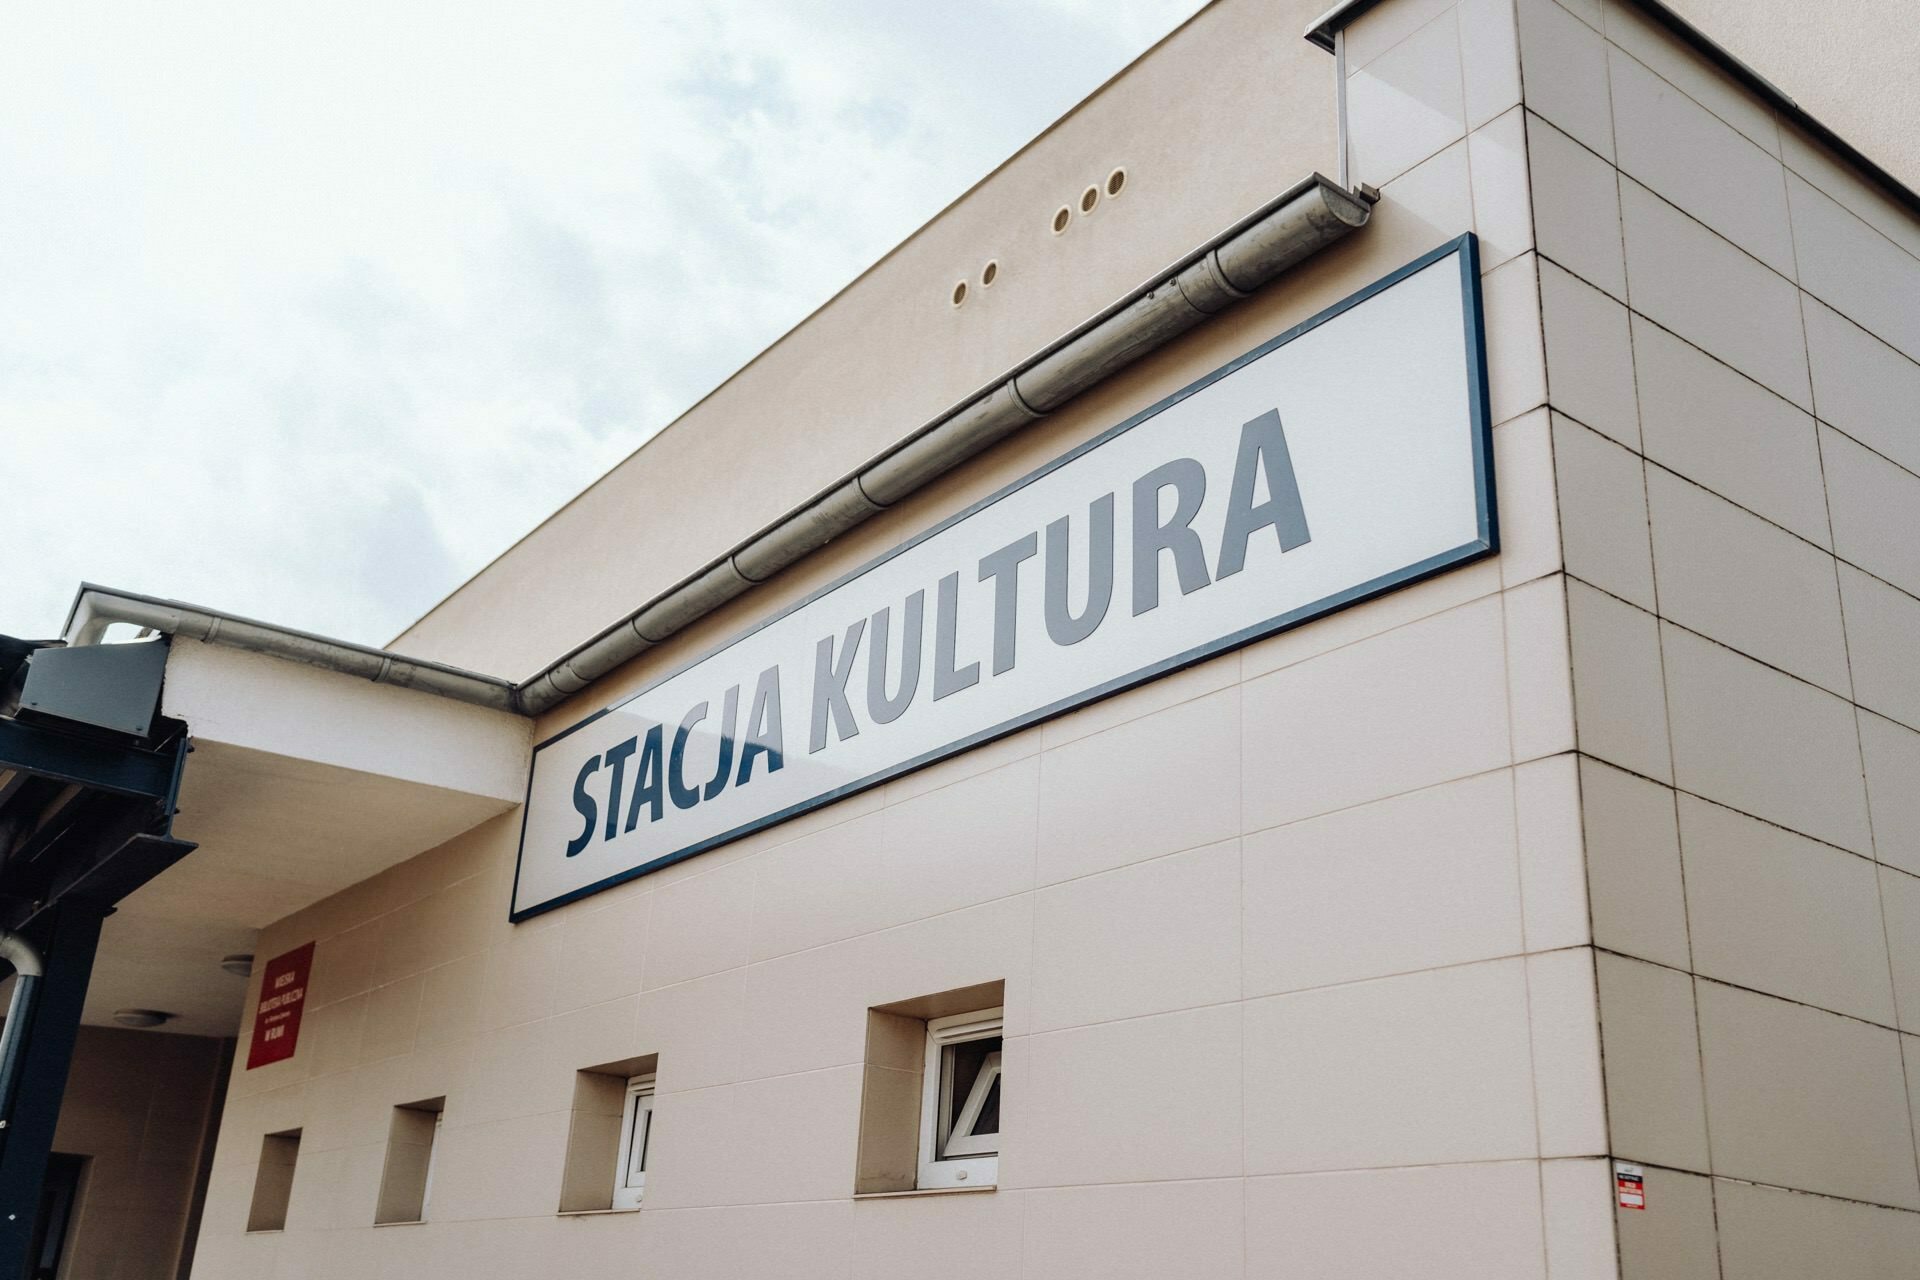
top-left (4, 0), bottom-right (1918, 1276)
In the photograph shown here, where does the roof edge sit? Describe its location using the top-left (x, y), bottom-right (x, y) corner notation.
top-left (60, 583), bottom-right (520, 713)
top-left (1305, 0), bottom-right (1920, 220)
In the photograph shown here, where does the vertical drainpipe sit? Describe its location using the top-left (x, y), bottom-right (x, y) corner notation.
top-left (0, 932), bottom-right (45, 1143)
top-left (1334, 27), bottom-right (1351, 190)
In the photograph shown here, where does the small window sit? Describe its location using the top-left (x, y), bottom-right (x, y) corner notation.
top-left (246, 1129), bottom-right (301, 1232)
top-left (375, 1097), bottom-right (445, 1225)
top-left (560, 1053), bottom-right (658, 1213)
top-left (612, 1075), bottom-right (655, 1210)
top-left (918, 1008), bottom-right (1002, 1189)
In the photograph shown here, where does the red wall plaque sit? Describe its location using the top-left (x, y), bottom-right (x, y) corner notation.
top-left (246, 942), bottom-right (315, 1069)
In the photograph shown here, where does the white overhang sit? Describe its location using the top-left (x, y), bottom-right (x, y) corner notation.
top-left (84, 636), bottom-right (529, 1037)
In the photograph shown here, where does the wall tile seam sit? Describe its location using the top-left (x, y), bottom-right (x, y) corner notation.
top-left (428, 760), bottom-right (1583, 990)
top-left (1550, 0), bottom-right (1604, 39)
top-left (1901, 1008), bottom-right (1920, 1204)
top-left (627, 947), bottom-right (1564, 1057)
top-left (270, 1160), bottom-right (1624, 1231)
top-left (1602, 421), bottom-right (1920, 664)
top-left (1620, 440), bottom-right (1857, 706)
top-left (304, 864), bottom-right (505, 941)
top-left (656, 832), bottom-right (1244, 971)
top-left (1031, 681), bottom-right (1244, 757)
top-left (1232, 576), bottom-right (1533, 689)
top-left (328, 1159), bottom-right (1604, 1219)
top-left (1535, 108), bottom-right (1866, 350)
top-left (1600, 4), bottom-right (1784, 160)
top-left (1628, 164), bottom-right (1917, 360)
top-left (1517, 944), bottom-right (1555, 1175)
top-left (1008, 1172), bottom-right (1248, 1194)
top-left (1223, 753), bottom-right (1569, 854)
top-left (1112, 941), bottom-right (1602, 1029)
top-left (1552, 406), bottom-right (1845, 568)
top-left (1527, 29), bottom-right (1920, 284)
top-left (1800, 259), bottom-right (1920, 1134)
top-left (284, 750), bottom-right (1597, 1029)
top-left (1564, 570), bottom-right (1902, 748)
top-left (1562, 571), bottom-right (1867, 725)
top-left (1484, 251), bottom-right (1549, 419)
top-left (626, 1059), bottom-right (871, 1103)
top-left (1595, 946), bottom-right (1914, 1042)
top-left (1343, 1), bottom-right (1460, 85)
top-left (1590, 1157), bottom-right (1920, 1221)
top-left (1243, 943), bottom-right (1595, 1015)
top-left (1800, 278), bottom-right (1920, 387)
top-left (1343, 3), bottom-right (1473, 190)
top-left (1495, 461), bottom-right (1530, 785)
top-left (1019, 1155), bottom-right (1599, 1192)
top-left (1467, 107), bottom-right (1537, 280)
top-left (1780, 163), bottom-right (1920, 274)
top-left (1531, 262), bottom-right (1920, 497)
top-left (1592, 41), bottom-right (1805, 270)
top-left (1567, 750), bottom-right (1903, 891)
top-left (655, 862), bottom-right (1046, 976)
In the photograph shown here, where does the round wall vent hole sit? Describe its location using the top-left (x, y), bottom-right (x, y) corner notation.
top-left (1080, 185), bottom-right (1100, 214)
top-left (1106, 167), bottom-right (1127, 197)
top-left (981, 260), bottom-right (999, 287)
top-left (951, 280), bottom-right (968, 307)
top-left (1051, 207), bottom-right (1071, 234)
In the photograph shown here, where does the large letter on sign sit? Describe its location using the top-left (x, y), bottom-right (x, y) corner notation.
top-left (1216, 409), bottom-right (1311, 578)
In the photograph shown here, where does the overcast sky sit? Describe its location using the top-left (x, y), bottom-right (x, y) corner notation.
top-left (0, 1), bottom-right (1199, 650)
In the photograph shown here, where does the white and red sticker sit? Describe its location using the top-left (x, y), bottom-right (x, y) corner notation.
top-left (1615, 1161), bottom-right (1646, 1210)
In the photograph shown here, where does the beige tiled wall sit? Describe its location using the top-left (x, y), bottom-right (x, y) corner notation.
top-left (178, 0), bottom-right (1920, 1275)
top-left (181, 0), bottom-right (1615, 1272)
top-left (1524, 0), bottom-right (1920, 1272)
top-left (52, 1026), bottom-right (229, 1280)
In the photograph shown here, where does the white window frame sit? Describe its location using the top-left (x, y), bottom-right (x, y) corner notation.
top-left (917, 1008), bottom-right (1002, 1189)
top-left (612, 1074), bottom-right (655, 1210)
top-left (419, 1111), bottom-right (443, 1220)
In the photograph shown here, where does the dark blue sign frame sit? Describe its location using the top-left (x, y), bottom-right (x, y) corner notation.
top-left (510, 234), bottom-right (1495, 921)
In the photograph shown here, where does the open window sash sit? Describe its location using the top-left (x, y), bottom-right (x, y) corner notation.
top-left (939, 1049), bottom-right (1001, 1157)
top-left (918, 1008), bottom-right (1002, 1189)
top-left (613, 1074), bottom-right (655, 1210)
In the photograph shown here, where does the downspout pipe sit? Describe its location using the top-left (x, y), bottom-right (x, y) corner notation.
top-left (516, 173), bottom-right (1370, 715)
top-left (59, 176), bottom-right (1369, 720)
top-left (0, 930), bottom-right (44, 1140)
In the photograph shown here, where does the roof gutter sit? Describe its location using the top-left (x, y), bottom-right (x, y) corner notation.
top-left (516, 173), bottom-right (1369, 715)
top-left (60, 174), bottom-right (1370, 718)
top-left (62, 586), bottom-right (519, 713)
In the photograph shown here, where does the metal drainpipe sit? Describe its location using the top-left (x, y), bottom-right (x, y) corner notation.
top-left (0, 931), bottom-right (45, 1140)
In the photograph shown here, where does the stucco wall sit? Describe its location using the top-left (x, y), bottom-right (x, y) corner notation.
top-left (1513, 0), bottom-right (1920, 1271)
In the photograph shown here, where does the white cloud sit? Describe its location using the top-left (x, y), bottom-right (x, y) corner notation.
top-left (0, 0), bottom-right (1201, 651)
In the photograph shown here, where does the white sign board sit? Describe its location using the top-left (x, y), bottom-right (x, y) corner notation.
top-left (512, 237), bottom-right (1493, 919)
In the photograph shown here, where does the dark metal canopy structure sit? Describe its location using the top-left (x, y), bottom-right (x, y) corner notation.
top-left (0, 634), bottom-right (194, 1279)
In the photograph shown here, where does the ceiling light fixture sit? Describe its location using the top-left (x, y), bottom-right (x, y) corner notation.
top-left (111, 1009), bottom-right (174, 1029)
top-left (220, 954), bottom-right (255, 978)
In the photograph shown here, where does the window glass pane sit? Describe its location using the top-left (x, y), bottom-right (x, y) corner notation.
top-left (624, 1097), bottom-right (651, 1186)
top-left (973, 1075), bottom-right (1001, 1136)
top-left (943, 1036), bottom-right (999, 1136)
